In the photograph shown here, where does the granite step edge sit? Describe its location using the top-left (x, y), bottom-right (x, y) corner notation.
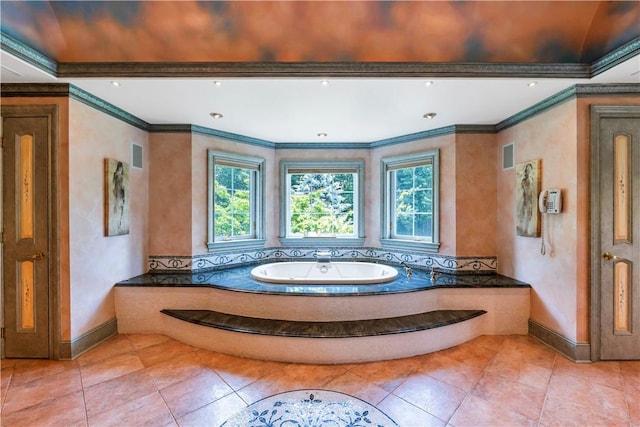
top-left (160, 309), bottom-right (487, 338)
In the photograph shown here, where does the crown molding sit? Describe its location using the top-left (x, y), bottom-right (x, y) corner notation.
top-left (0, 82), bottom-right (150, 131)
top-left (4, 81), bottom-right (637, 149)
top-left (590, 37), bottom-right (640, 77)
top-left (54, 61), bottom-right (592, 79)
top-left (0, 31), bottom-right (57, 76)
top-left (496, 83), bottom-right (640, 131)
top-left (451, 124), bottom-right (497, 134)
top-left (148, 124), bottom-right (276, 149)
top-left (1, 82), bottom-right (70, 97)
top-left (68, 85), bottom-right (150, 130)
top-left (274, 141), bottom-right (370, 149)
top-left (369, 126), bottom-right (458, 148)
top-left (574, 83), bottom-right (640, 96)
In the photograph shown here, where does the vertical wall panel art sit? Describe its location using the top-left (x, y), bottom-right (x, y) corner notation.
top-left (105, 158), bottom-right (130, 236)
top-left (515, 159), bottom-right (541, 237)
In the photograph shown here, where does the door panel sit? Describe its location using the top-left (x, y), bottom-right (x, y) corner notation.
top-left (2, 116), bottom-right (50, 358)
top-left (596, 111), bottom-right (640, 360)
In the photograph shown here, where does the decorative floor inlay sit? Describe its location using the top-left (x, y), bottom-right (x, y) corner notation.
top-left (161, 309), bottom-right (487, 338)
top-left (221, 389), bottom-right (397, 427)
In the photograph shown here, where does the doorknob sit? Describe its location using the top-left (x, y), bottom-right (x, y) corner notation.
top-left (20, 251), bottom-right (46, 261)
top-left (602, 252), bottom-right (618, 261)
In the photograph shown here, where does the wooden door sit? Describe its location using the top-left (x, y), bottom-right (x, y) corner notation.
top-left (2, 110), bottom-right (52, 358)
top-left (591, 105), bottom-right (640, 360)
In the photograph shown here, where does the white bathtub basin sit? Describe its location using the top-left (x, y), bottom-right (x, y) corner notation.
top-left (250, 262), bottom-right (398, 284)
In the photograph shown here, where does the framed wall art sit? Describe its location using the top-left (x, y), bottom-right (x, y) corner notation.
top-left (515, 159), bottom-right (541, 237)
top-left (105, 158), bottom-right (130, 236)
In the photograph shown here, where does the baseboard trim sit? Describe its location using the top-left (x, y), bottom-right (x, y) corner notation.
top-left (58, 318), bottom-right (118, 360)
top-left (528, 319), bottom-right (591, 363)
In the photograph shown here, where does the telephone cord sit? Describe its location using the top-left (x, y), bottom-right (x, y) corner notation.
top-left (540, 214), bottom-right (546, 255)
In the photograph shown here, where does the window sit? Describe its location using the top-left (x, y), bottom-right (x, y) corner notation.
top-left (381, 150), bottom-right (440, 252)
top-left (207, 150), bottom-right (265, 250)
top-left (280, 160), bottom-right (365, 246)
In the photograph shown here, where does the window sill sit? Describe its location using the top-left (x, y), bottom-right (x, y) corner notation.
top-left (380, 238), bottom-right (440, 253)
top-left (279, 237), bottom-right (365, 247)
top-left (207, 239), bottom-right (266, 252)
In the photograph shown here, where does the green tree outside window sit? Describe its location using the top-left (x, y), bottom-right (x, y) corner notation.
top-left (289, 173), bottom-right (355, 236)
top-left (393, 164), bottom-right (433, 239)
top-left (214, 165), bottom-right (252, 239)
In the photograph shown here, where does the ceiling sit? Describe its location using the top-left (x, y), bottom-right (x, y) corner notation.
top-left (1, 1), bottom-right (639, 144)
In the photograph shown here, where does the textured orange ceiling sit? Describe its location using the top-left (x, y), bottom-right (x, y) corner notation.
top-left (1, 1), bottom-right (639, 64)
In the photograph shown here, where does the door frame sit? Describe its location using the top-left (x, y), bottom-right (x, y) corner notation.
top-left (590, 104), bottom-right (640, 361)
top-left (1, 104), bottom-right (60, 359)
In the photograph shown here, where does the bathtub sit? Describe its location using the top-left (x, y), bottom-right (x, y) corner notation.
top-left (250, 262), bottom-right (398, 284)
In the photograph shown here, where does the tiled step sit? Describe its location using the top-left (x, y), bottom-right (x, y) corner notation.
top-left (160, 309), bottom-right (486, 338)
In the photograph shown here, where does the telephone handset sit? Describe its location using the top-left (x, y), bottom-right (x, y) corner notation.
top-left (538, 189), bottom-right (562, 256)
top-left (538, 189), bottom-right (562, 214)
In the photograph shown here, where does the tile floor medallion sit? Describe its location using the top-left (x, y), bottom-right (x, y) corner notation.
top-left (221, 389), bottom-right (398, 427)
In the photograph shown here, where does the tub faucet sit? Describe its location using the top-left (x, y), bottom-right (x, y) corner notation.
top-left (316, 250), bottom-right (331, 263)
top-left (400, 262), bottom-right (412, 278)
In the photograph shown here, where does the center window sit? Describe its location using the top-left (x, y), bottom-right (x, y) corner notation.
top-left (280, 160), bottom-right (364, 245)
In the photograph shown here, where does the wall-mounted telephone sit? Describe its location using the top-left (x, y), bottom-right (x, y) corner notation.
top-left (538, 189), bottom-right (562, 214)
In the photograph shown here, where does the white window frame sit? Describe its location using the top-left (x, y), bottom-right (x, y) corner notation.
top-left (280, 160), bottom-right (365, 247)
top-left (207, 150), bottom-right (265, 251)
top-left (380, 150), bottom-right (440, 252)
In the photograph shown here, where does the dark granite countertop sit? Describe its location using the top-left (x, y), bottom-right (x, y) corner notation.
top-left (116, 263), bottom-right (530, 296)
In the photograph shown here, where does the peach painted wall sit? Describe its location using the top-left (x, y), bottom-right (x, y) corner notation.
top-left (147, 132), bottom-right (192, 256)
top-left (497, 99), bottom-right (579, 341)
top-left (497, 94), bottom-right (640, 343)
top-left (455, 133), bottom-right (497, 257)
top-left (68, 100), bottom-right (149, 339)
top-left (151, 132), bottom-right (500, 259)
top-left (0, 96), bottom-right (72, 342)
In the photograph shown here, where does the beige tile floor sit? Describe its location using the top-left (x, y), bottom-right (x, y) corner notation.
top-left (1, 334), bottom-right (638, 427)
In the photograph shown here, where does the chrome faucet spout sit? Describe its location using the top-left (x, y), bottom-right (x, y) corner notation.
top-left (316, 250), bottom-right (332, 263)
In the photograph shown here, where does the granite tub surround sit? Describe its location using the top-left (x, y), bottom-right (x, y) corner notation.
top-left (114, 264), bottom-right (530, 363)
top-left (147, 247), bottom-right (498, 274)
top-left (118, 263), bottom-right (528, 296)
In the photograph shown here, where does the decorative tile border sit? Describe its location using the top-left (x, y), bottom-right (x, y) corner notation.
top-left (148, 247), bottom-right (497, 274)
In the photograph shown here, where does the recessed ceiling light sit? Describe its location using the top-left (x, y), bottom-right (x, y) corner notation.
top-left (110, 81), bottom-right (121, 87)
top-left (424, 81), bottom-right (434, 87)
top-left (213, 81), bottom-right (222, 86)
top-left (210, 112), bottom-right (223, 119)
top-left (423, 112), bottom-right (437, 119)
top-left (321, 80), bottom-right (330, 86)
top-left (317, 132), bottom-right (328, 137)
top-left (527, 81), bottom-right (538, 87)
